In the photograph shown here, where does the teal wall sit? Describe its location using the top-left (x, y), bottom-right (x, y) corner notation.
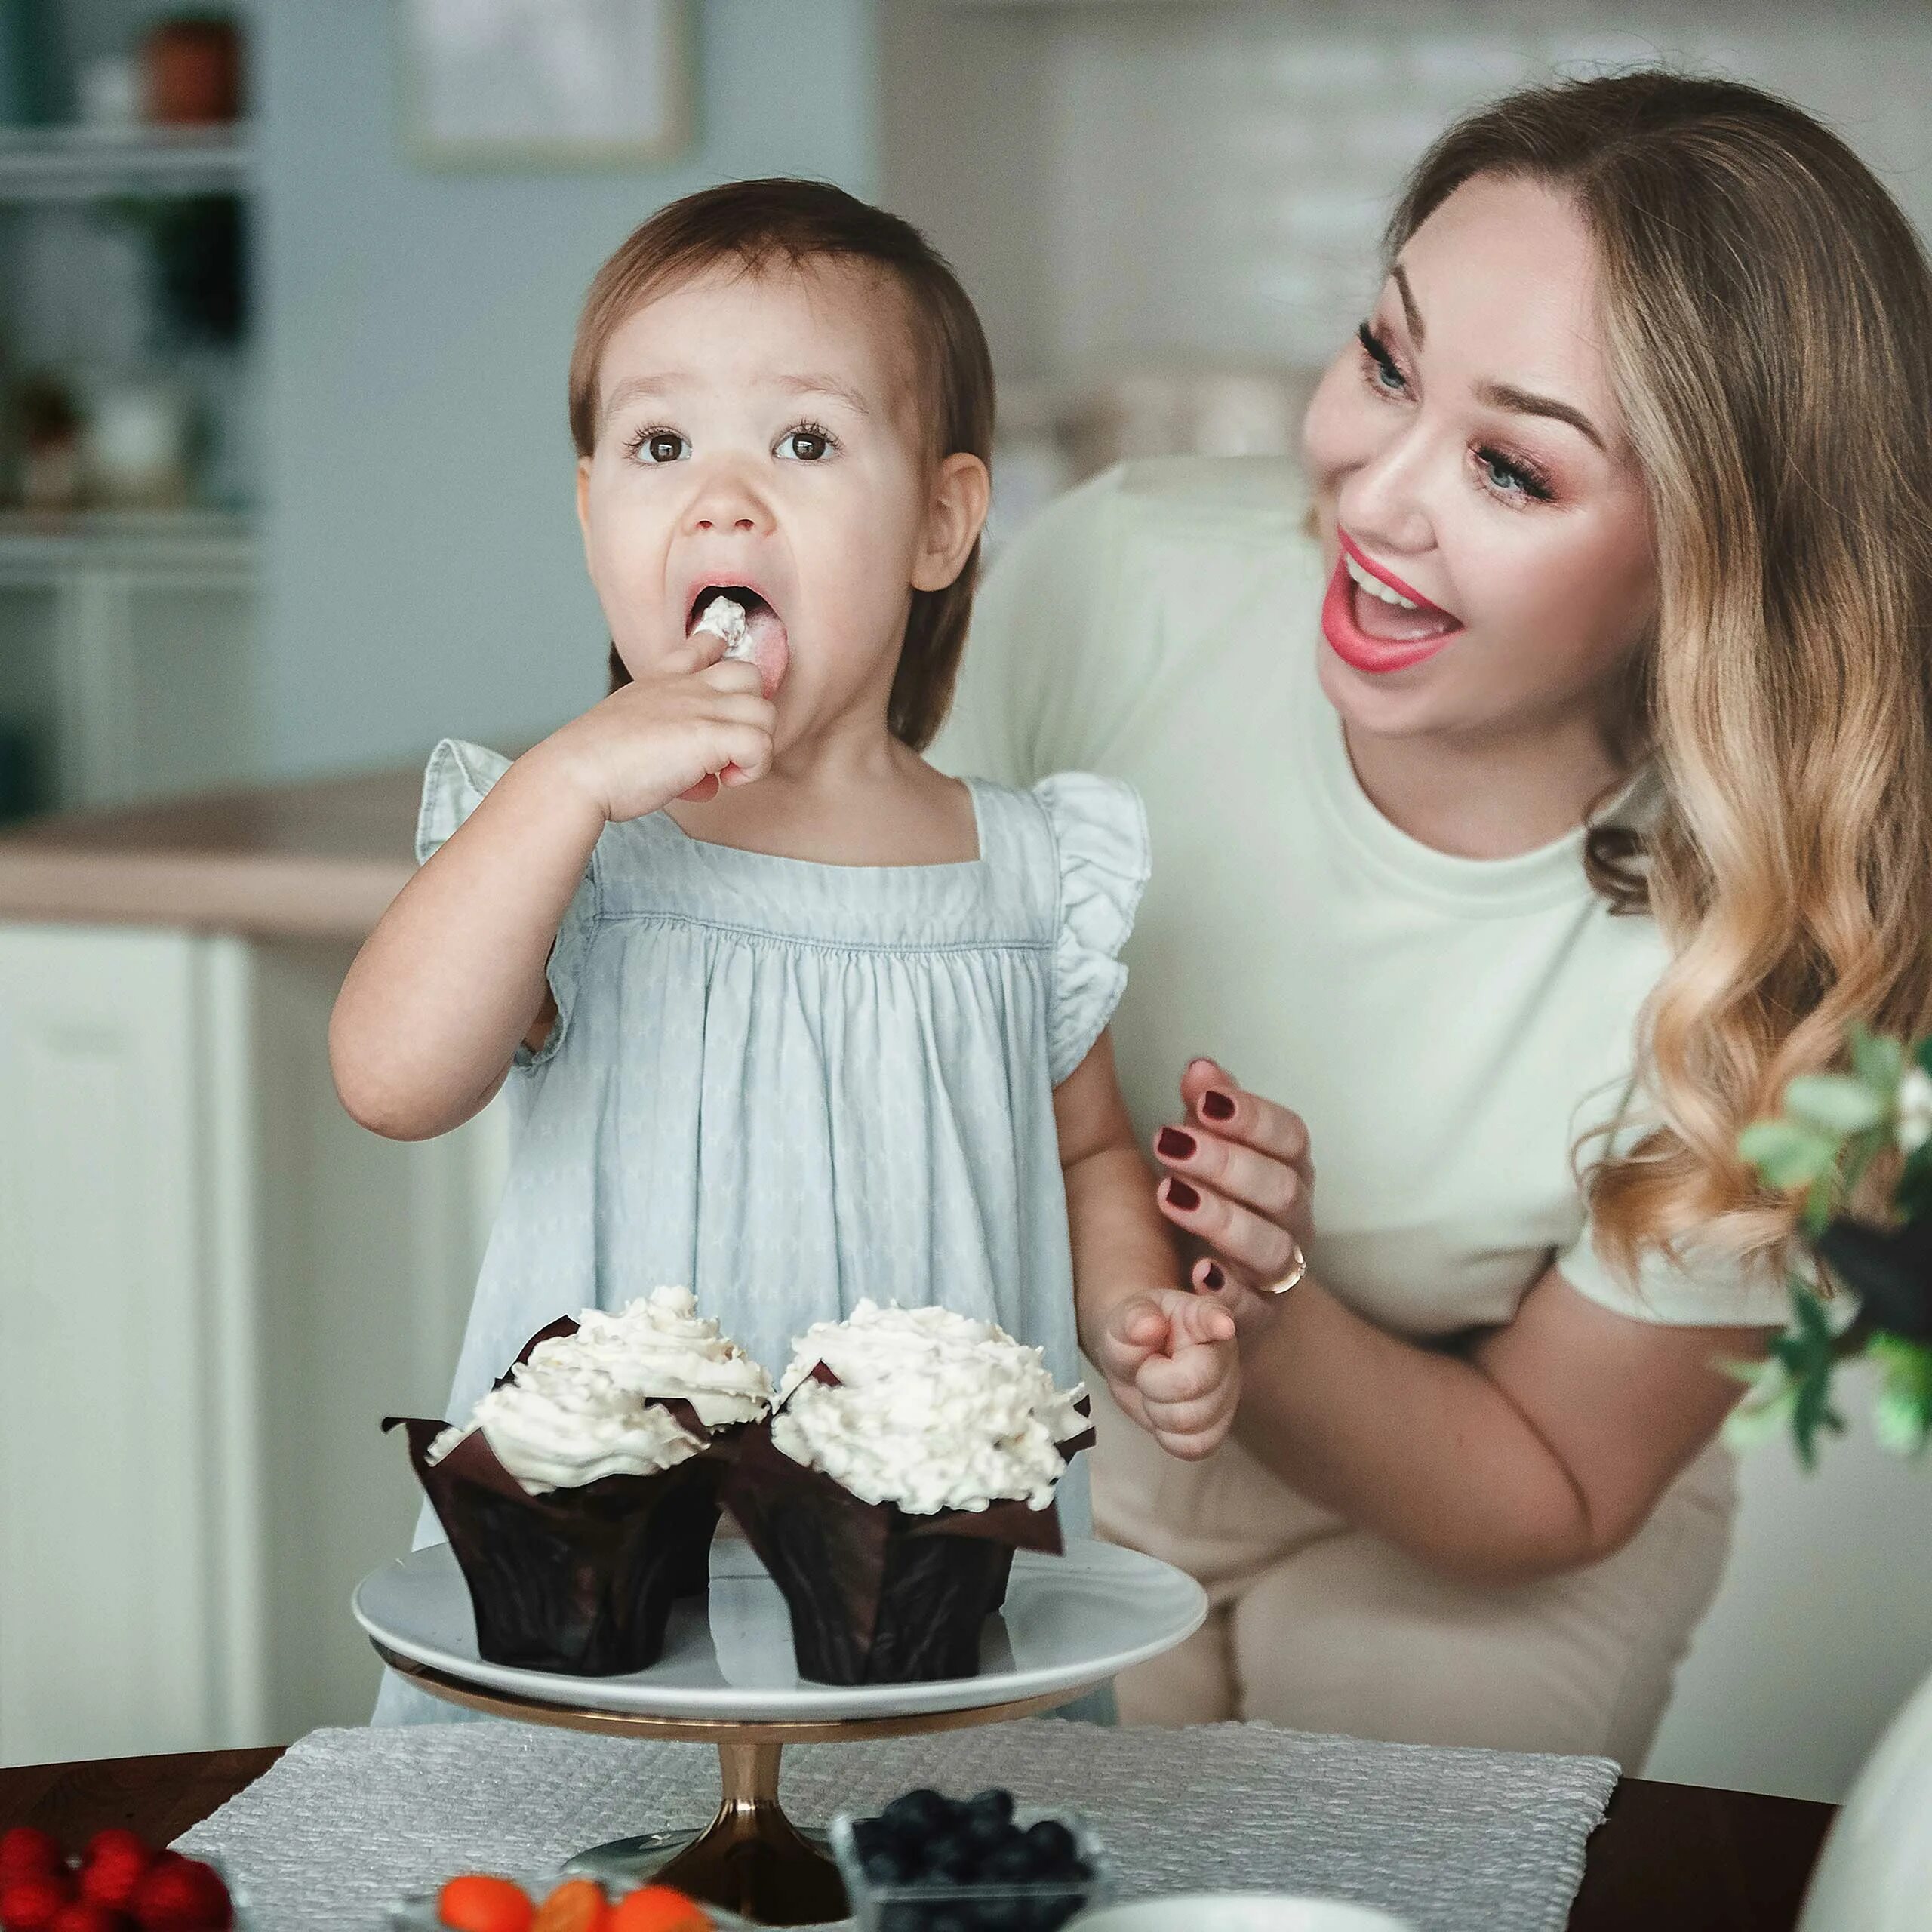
top-left (257, 0), bottom-right (878, 776)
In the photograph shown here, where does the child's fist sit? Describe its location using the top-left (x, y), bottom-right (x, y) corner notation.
top-left (1095, 1288), bottom-right (1240, 1462)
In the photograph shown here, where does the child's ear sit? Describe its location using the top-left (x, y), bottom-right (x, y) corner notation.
top-left (910, 452), bottom-right (992, 593)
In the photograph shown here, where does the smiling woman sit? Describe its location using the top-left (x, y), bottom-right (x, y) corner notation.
top-left (937, 71), bottom-right (1932, 1764)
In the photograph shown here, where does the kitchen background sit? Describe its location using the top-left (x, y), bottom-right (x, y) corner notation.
top-left (2, 0), bottom-right (1930, 1804)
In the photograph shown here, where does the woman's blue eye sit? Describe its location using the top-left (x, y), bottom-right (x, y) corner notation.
top-left (1475, 446), bottom-right (1553, 503)
top-left (635, 430), bottom-right (687, 464)
top-left (777, 427), bottom-right (834, 461)
top-left (1357, 322), bottom-right (1407, 394)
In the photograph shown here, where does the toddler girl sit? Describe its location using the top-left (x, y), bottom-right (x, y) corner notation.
top-left (331, 181), bottom-right (1237, 1715)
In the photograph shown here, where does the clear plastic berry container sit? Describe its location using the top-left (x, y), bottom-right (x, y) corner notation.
top-left (829, 1791), bottom-right (1116, 1932)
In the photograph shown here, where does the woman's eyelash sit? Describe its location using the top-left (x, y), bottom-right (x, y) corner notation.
top-left (1474, 445), bottom-right (1555, 503)
top-left (1358, 321), bottom-right (1405, 392)
top-left (1355, 320), bottom-right (1556, 506)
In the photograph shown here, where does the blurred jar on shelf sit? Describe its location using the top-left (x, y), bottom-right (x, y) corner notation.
top-left (9, 374), bottom-right (85, 514)
top-left (82, 377), bottom-right (195, 509)
top-left (140, 14), bottom-right (245, 127)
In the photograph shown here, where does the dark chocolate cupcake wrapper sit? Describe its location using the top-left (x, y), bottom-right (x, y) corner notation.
top-left (721, 1410), bottom-right (1089, 1686)
top-left (385, 1314), bottom-right (753, 1676)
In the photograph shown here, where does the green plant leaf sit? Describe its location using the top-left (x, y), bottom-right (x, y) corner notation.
top-left (1915, 1035), bottom-right (1932, 1081)
top-left (1786, 1074), bottom-right (1890, 1135)
top-left (1851, 1024), bottom-right (1906, 1096)
top-left (1738, 1119), bottom-right (1844, 1189)
top-left (1868, 1334), bottom-right (1932, 1458)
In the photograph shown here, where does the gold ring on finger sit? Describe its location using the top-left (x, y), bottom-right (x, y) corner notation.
top-left (1267, 1239), bottom-right (1308, 1297)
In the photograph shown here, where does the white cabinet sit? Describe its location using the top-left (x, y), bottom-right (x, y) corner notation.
top-left (0, 922), bottom-right (506, 1767)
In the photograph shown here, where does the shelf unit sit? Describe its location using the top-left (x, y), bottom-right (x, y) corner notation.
top-left (0, 119), bottom-right (257, 814)
top-left (0, 122), bottom-right (254, 202)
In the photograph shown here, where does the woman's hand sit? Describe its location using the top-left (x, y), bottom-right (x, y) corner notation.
top-left (528, 626), bottom-right (777, 825)
top-left (1152, 1057), bottom-right (1317, 1336)
top-left (1091, 1288), bottom-right (1241, 1460)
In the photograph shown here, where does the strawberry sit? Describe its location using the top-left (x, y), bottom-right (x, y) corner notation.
top-left (608, 1886), bottom-right (711, 1932)
top-left (530, 1878), bottom-right (608, 1932)
top-left (0, 1835), bottom-right (63, 1884)
top-left (77, 1834), bottom-right (152, 1915)
top-left (0, 1872), bottom-right (76, 1932)
top-left (49, 1903), bottom-right (130, 1932)
top-left (129, 1858), bottom-right (230, 1932)
top-left (436, 1874), bottom-right (534, 1932)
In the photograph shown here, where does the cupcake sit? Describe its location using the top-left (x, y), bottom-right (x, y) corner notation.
top-left (722, 1302), bottom-right (1094, 1686)
top-left (386, 1288), bottom-right (771, 1675)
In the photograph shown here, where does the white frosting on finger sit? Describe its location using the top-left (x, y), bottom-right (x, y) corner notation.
top-left (771, 1300), bottom-right (1087, 1514)
top-left (693, 595), bottom-right (758, 663)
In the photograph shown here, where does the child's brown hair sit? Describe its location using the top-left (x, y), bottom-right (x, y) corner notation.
top-left (571, 178), bottom-right (995, 752)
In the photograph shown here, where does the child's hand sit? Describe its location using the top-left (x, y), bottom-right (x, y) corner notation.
top-left (1094, 1289), bottom-right (1240, 1462)
top-left (532, 626), bottom-right (777, 825)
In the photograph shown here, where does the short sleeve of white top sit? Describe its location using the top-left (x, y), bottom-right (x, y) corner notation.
top-left (934, 456), bottom-right (1789, 1334)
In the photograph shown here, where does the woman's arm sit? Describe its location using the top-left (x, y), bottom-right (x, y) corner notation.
top-left (1156, 1066), bottom-right (1774, 1583)
top-left (1232, 1259), bottom-right (1767, 1583)
top-left (1057, 1033), bottom-right (1241, 1460)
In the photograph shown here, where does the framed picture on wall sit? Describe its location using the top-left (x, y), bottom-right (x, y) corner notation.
top-left (401, 0), bottom-right (692, 168)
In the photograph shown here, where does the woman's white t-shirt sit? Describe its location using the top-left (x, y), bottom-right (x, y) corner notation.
top-left (935, 455), bottom-right (1788, 1335)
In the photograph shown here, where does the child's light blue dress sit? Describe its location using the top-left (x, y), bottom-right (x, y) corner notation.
top-left (373, 737), bottom-right (1149, 1724)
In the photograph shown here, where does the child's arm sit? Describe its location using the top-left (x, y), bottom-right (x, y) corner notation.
top-left (1058, 1032), bottom-right (1239, 1461)
top-left (330, 632), bottom-right (774, 1140)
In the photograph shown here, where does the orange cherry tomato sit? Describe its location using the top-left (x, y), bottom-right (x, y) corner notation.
top-left (531, 1877), bottom-right (611, 1932)
top-left (438, 1873), bottom-right (535, 1932)
top-left (609, 1885), bottom-right (713, 1932)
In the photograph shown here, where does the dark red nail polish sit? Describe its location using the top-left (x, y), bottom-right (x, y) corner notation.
top-left (1202, 1263), bottom-right (1226, 1291)
top-left (1166, 1178), bottom-right (1201, 1212)
top-left (1201, 1090), bottom-right (1235, 1122)
top-left (1157, 1127), bottom-right (1196, 1161)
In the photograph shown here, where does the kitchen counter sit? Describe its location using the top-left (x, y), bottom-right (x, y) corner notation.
top-left (0, 767), bottom-right (419, 939)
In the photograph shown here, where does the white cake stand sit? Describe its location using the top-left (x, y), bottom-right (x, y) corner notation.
top-left (355, 1537), bottom-right (1206, 1927)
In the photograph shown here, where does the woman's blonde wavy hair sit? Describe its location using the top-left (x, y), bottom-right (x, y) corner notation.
top-left (1389, 72), bottom-right (1932, 1297)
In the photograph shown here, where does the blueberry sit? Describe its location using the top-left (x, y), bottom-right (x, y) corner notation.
top-left (1023, 1820), bottom-right (1078, 1873)
top-left (863, 1843), bottom-right (918, 1886)
top-left (966, 1788), bottom-right (1017, 1826)
top-left (882, 1787), bottom-right (953, 1839)
top-left (924, 1834), bottom-right (977, 1884)
top-left (980, 1840), bottom-right (1038, 1886)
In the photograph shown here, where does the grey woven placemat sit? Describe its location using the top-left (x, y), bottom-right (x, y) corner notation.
top-left (180, 1718), bottom-right (1615, 1931)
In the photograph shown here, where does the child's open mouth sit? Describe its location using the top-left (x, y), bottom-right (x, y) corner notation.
top-left (688, 584), bottom-right (790, 700)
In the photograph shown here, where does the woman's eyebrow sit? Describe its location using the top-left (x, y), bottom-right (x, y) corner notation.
top-left (1475, 380), bottom-right (1606, 451)
top-left (1392, 263), bottom-right (1426, 346)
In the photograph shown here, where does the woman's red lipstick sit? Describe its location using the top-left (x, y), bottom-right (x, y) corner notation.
top-left (1321, 533), bottom-right (1464, 675)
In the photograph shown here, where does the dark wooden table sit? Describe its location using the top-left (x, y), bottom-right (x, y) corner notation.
top-left (0, 1746), bottom-right (1835, 1928)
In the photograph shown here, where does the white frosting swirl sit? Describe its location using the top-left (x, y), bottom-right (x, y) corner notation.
top-left (427, 1353), bottom-right (701, 1493)
top-left (771, 1301), bottom-right (1088, 1514)
top-left (427, 1287), bottom-right (768, 1494)
top-left (540, 1287), bottom-right (771, 1430)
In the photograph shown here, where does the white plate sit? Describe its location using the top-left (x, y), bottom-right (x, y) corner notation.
top-left (354, 1534), bottom-right (1206, 1723)
top-left (1075, 1900), bottom-right (1415, 1932)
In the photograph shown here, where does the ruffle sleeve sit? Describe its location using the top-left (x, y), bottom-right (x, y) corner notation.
top-left (1035, 771), bottom-right (1152, 1086)
top-left (415, 737), bottom-right (597, 1068)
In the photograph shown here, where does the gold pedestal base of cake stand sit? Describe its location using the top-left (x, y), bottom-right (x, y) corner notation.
top-left (377, 1646), bottom-right (1096, 1927)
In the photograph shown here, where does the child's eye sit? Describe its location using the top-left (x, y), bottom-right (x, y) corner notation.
top-left (777, 423), bottom-right (838, 462)
top-left (629, 428), bottom-right (688, 465)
